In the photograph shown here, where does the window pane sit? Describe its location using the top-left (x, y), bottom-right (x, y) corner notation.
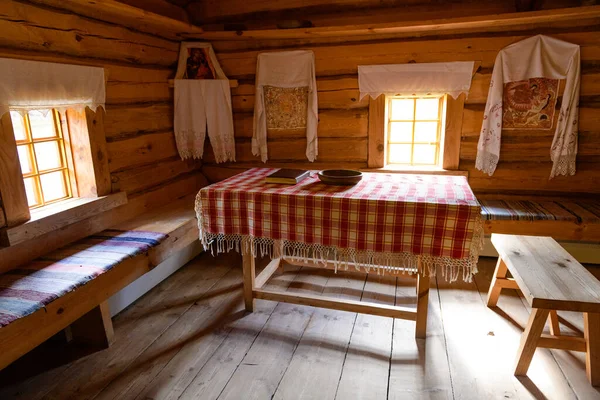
top-left (34, 141), bottom-right (62, 171)
top-left (29, 110), bottom-right (57, 139)
top-left (414, 122), bottom-right (439, 143)
top-left (389, 122), bottom-right (413, 142)
top-left (23, 177), bottom-right (41, 207)
top-left (390, 99), bottom-right (414, 120)
top-left (40, 171), bottom-right (68, 202)
top-left (388, 144), bottom-right (412, 164)
top-left (413, 144), bottom-right (437, 165)
top-left (11, 111), bottom-right (27, 141)
top-left (415, 98), bottom-right (439, 120)
top-left (17, 145), bottom-right (34, 174)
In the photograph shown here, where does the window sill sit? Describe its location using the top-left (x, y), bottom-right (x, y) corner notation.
top-left (0, 192), bottom-right (128, 247)
top-left (361, 165), bottom-right (469, 177)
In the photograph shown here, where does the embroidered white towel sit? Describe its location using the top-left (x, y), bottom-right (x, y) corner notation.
top-left (253, 50), bottom-right (318, 162)
top-left (476, 35), bottom-right (580, 178)
top-left (174, 79), bottom-right (235, 163)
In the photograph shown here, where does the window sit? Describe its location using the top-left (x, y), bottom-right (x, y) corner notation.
top-left (10, 110), bottom-right (74, 208)
top-left (385, 96), bottom-right (446, 167)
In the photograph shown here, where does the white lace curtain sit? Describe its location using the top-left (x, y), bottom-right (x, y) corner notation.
top-left (0, 57), bottom-right (105, 117)
top-left (358, 61), bottom-right (475, 100)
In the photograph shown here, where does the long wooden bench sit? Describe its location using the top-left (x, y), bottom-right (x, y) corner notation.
top-left (0, 194), bottom-right (199, 371)
top-left (479, 198), bottom-right (600, 242)
top-left (487, 234), bottom-right (600, 386)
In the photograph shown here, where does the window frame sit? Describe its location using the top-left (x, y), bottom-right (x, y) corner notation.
top-left (13, 109), bottom-right (75, 209)
top-left (366, 93), bottom-right (465, 171)
top-left (385, 95), bottom-right (446, 168)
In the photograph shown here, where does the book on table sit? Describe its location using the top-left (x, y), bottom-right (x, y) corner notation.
top-left (265, 169), bottom-right (310, 184)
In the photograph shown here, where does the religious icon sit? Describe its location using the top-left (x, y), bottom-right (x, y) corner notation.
top-left (184, 48), bottom-right (216, 79)
top-left (503, 77), bottom-right (559, 130)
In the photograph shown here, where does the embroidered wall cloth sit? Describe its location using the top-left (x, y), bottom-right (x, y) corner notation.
top-left (195, 168), bottom-right (483, 282)
top-left (503, 78), bottom-right (559, 130)
top-left (475, 35), bottom-right (580, 178)
top-left (264, 86), bottom-right (309, 130)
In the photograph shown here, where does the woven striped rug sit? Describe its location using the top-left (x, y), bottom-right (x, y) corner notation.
top-left (0, 230), bottom-right (167, 328)
top-left (479, 199), bottom-right (600, 223)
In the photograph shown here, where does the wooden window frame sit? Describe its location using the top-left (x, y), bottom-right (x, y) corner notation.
top-left (0, 107), bottom-right (116, 246)
top-left (385, 95), bottom-right (445, 167)
top-left (14, 110), bottom-right (74, 209)
top-left (367, 93), bottom-right (465, 170)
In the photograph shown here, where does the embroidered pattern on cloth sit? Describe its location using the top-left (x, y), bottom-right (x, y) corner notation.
top-left (264, 86), bottom-right (309, 130)
top-left (503, 78), bottom-right (558, 130)
top-left (195, 168), bottom-right (484, 282)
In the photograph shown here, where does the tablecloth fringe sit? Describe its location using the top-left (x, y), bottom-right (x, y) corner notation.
top-left (199, 228), bottom-right (482, 283)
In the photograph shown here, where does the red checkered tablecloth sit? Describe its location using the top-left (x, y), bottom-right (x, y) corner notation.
top-left (195, 168), bottom-right (483, 281)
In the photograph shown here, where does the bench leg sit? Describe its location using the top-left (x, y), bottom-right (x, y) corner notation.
top-left (515, 308), bottom-right (550, 376)
top-left (415, 270), bottom-right (430, 339)
top-left (242, 249), bottom-right (256, 312)
top-left (584, 313), bottom-right (600, 386)
top-left (487, 257), bottom-right (508, 308)
top-left (549, 310), bottom-right (560, 336)
top-left (69, 302), bottom-right (114, 348)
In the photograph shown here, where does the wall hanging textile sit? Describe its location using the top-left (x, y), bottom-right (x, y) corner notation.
top-left (476, 35), bottom-right (580, 178)
top-left (0, 58), bottom-right (105, 117)
top-left (174, 42), bottom-right (235, 163)
top-left (195, 168), bottom-right (484, 282)
top-left (358, 61), bottom-right (475, 100)
top-left (253, 50), bottom-right (318, 163)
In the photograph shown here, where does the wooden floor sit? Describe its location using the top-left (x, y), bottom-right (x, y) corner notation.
top-left (1, 252), bottom-right (599, 400)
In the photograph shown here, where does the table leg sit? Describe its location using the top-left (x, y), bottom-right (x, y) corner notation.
top-left (415, 269), bottom-right (430, 339)
top-left (584, 312), bottom-right (600, 386)
top-left (242, 248), bottom-right (256, 312)
top-left (487, 257), bottom-right (508, 307)
top-left (515, 308), bottom-right (549, 376)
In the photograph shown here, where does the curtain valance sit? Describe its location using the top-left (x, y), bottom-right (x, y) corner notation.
top-left (358, 61), bottom-right (475, 100)
top-left (0, 58), bottom-right (105, 117)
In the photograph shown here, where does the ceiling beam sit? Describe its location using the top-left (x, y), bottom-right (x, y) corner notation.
top-left (28, 0), bottom-right (203, 40)
top-left (186, 6), bottom-right (600, 41)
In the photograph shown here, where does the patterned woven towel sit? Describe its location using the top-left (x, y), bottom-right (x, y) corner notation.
top-left (0, 230), bottom-right (167, 328)
top-left (480, 199), bottom-right (600, 223)
top-left (196, 168), bottom-right (483, 281)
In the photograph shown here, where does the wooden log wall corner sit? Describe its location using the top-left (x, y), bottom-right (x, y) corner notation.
top-left (0, 0), bottom-right (206, 267)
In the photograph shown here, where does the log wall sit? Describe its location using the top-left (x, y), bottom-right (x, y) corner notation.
top-left (206, 29), bottom-right (600, 195)
top-left (0, 0), bottom-right (206, 266)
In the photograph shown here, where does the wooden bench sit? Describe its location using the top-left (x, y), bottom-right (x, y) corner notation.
top-left (487, 234), bottom-right (600, 386)
top-left (0, 194), bottom-right (199, 371)
top-left (479, 198), bottom-right (600, 242)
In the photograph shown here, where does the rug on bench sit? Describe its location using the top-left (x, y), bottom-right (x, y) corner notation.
top-left (479, 199), bottom-right (600, 223)
top-left (0, 230), bottom-right (167, 327)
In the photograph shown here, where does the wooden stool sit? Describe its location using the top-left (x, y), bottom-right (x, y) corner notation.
top-left (487, 234), bottom-right (600, 387)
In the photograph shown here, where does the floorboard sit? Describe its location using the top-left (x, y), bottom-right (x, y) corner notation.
top-left (0, 254), bottom-right (594, 400)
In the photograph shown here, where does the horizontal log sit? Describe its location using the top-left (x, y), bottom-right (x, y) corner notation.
top-left (232, 88), bottom-right (367, 112)
top-left (28, 0), bottom-right (201, 41)
top-left (0, 0), bottom-right (178, 67)
top-left (107, 131), bottom-right (178, 172)
top-left (232, 76), bottom-right (359, 96)
top-left (462, 107), bottom-right (600, 137)
top-left (203, 137), bottom-right (368, 164)
top-left (467, 71), bottom-right (600, 104)
top-left (233, 109), bottom-right (368, 139)
top-left (462, 160), bottom-right (600, 193)
top-left (460, 132), bottom-right (600, 161)
top-left (215, 32), bottom-right (600, 78)
top-left (106, 82), bottom-right (171, 105)
top-left (104, 104), bottom-right (173, 138)
top-left (110, 156), bottom-right (202, 194)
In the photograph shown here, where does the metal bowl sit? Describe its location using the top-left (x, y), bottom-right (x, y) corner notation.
top-left (317, 169), bottom-right (363, 186)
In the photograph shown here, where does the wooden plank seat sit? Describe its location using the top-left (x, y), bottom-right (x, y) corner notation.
top-left (479, 198), bottom-right (600, 242)
top-left (487, 234), bottom-right (600, 386)
top-left (0, 194), bottom-right (199, 371)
